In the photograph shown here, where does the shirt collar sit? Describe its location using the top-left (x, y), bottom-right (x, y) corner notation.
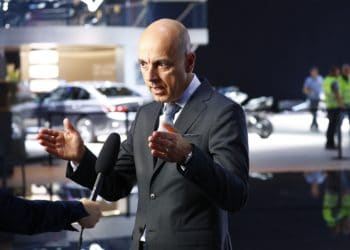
top-left (174, 74), bottom-right (201, 108)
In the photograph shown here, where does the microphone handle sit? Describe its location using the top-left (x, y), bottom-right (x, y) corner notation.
top-left (78, 173), bottom-right (104, 250)
top-left (89, 173), bottom-right (103, 201)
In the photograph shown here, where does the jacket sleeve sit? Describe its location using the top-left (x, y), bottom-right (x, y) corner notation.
top-left (66, 118), bottom-right (138, 201)
top-left (0, 190), bottom-right (87, 235)
top-left (178, 103), bottom-right (249, 212)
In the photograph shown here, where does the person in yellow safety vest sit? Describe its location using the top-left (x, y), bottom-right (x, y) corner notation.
top-left (338, 64), bottom-right (350, 122)
top-left (322, 171), bottom-right (350, 235)
top-left (323, 66), bottom-right (344, 150)
top-left (323, 65), bottom-right (350, 234)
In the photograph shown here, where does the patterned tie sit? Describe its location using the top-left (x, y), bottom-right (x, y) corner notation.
top-left (163, 103), bottom-right (181, 126)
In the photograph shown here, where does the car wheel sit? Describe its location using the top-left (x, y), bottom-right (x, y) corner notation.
top-left (256, 118), bottom-right (273, 139)
top-left (76, 117), bottom-right (96, 143)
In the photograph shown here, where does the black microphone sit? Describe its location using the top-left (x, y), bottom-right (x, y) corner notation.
top-left (78, 133), bottom-right (120, 250)
top-left (89, 132), bottom-right (121, 201)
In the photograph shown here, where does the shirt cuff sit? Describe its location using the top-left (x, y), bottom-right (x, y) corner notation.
top-left (179, 165), bottom-right (187, 171)
top-left (177, 148), bottom-right (193, 173)
top-left (70, 161), bottom-right (79, 172)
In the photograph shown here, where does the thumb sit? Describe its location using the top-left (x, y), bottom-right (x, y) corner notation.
top-left (63, 118), bottom-right (76, 133)
top-left (162, 122), bottom-right (179, 134)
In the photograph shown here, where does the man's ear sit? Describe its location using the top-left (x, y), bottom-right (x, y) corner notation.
top-left (185, 52), bottom-right (196, 73)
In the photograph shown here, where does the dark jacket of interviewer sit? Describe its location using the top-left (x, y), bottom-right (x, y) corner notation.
top-left (0, 189), bottom-right (87, 234)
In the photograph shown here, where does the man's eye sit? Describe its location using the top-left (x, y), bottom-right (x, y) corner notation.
top-left (140, 62), bottom-right (147, 68)
top-left (158, 62), bottom-right (170, 68)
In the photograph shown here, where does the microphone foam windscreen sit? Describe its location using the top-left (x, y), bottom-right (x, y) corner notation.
top-left (95, 133), bottom-right (121, 175)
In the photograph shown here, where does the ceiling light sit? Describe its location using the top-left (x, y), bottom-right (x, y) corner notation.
top-left (29, 50), bottom-right (59, 64)
top-left (37, 3), bottom-right (46, 9)
top-left (29, 65), bottom-right (59, 79)
top-left (3, 2), bottom-right (8, 11)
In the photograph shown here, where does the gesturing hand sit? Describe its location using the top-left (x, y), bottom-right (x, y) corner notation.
top-left (148, 123), bottom-right (192, 164)
top-left (36, 118), bottom-right (85, 163)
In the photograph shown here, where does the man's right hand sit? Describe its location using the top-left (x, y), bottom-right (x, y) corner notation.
top-left (36, 118), bottom-right (85, 163)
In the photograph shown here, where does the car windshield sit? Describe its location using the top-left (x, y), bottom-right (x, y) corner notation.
top-left (96, 87), bottom-right (139, 97)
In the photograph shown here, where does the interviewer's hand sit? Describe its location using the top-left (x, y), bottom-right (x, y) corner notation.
top-left (78, 198), bottom-right (102, 228)
top-left (148, 123), bottom-right (192, 164)
top-left (36, 118), bottom-right (85, 163)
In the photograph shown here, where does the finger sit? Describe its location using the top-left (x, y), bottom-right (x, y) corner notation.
top-left (37, 139), bottom-right (52, 148)
top-left (39, 133), bottom-right (56, 144)
top-left (37, 128), bottom-right (49, 137)
top-left (148, 133), bottom-right (167, 144)
top-left (148, 139), bottom-right (167, 151)
top-left (151, 149), bottom-right (167, 159)
top-left (149, 135), bottom-right (174, 150)
top-left (63, 118), bottom-right (76, 133)
top-left (37, 128), bottom-right (58, 139)
top-left (151, 131), bottom-right (176, 141)
top-left (45, 147), bottom-right (59, 157)
top-left (162, 123), bottom-right (178, 133)
top-left (42, 140), bottom-right (59, 152)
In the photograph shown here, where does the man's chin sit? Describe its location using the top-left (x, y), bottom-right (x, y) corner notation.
top-left (153, 95), bottom-right (169, 102)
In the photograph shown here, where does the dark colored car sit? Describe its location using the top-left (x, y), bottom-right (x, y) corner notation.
top-left (12, 81), bottom-right (145, 142)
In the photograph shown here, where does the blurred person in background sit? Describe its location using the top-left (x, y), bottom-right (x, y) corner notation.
top-left (323, 66), bottom-right (343, 150)
top-left (0, 49), bottom-right (6, 79)
top-left (338, 63), bottom-right (350, 126)
top-left (303, 66), bottom-right (323, 131)
top-left (302, 66), bottom-right (325, 199)
top-left (322, 171), bottom-right (350, 235)
top-left (304, 171), bottom-right (326, 198)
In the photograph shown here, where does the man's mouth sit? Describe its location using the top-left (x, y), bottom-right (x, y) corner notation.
top-left (151, 86), bottom-right (166, 95)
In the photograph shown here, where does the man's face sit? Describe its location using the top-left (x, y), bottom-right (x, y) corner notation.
top-left (343, 66), bottom-right (350, 76)
top-left (138, 37), bottom-right (190, 103)
top-left (310, 69), bottom-right (318, 78)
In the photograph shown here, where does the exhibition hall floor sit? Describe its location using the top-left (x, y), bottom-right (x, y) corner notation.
top-left (2, 112), bottom-right (350, 250)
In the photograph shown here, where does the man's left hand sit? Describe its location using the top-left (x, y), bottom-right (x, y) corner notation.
top-left (148, 123), bottom-right (192, 164)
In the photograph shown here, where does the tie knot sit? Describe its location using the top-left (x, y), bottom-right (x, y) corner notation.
top-left (164, 103), bottom-right (181, 123)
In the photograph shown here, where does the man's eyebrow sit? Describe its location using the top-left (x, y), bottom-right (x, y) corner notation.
top-left (154, 58), bottom-right (171, 64)
top-left (138, 58), bottom-right (170, 64)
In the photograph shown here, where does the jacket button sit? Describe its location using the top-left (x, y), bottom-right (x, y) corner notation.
top-left (150, 193), bottom-right (156, 200)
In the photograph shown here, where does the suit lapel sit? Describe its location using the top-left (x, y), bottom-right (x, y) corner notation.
top-left (176, 81), bottom-right (212, 134)
top-left (151, 81), bottom-right (213, 180)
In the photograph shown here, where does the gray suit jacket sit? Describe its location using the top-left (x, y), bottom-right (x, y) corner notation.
top-left (67, 80), bottom-right (249, 250)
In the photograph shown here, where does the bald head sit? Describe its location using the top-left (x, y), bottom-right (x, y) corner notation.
top-left (138, 19), bottom-right (196, 103)
top-left (139, 19), bottom-right (191, 58)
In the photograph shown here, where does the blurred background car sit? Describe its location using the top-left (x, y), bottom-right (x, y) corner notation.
top-left (12, 81), bottom-right (145, 142)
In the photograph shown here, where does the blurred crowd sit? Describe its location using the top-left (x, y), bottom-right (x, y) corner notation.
top-left (303, 64), bottom-right (350, 235)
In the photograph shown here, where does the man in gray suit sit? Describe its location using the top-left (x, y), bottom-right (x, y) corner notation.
top-left (37, 18), bottom-right (249, 250)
